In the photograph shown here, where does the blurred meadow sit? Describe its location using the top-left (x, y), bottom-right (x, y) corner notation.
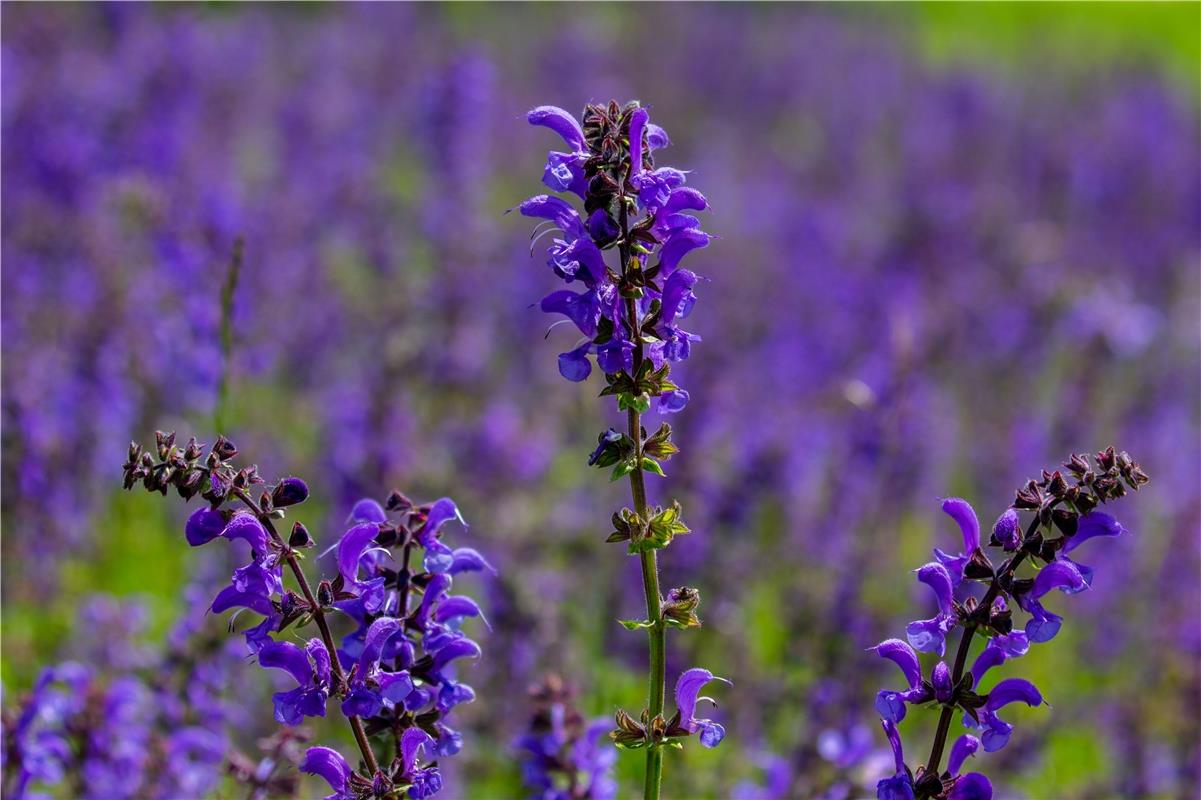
top-left (2, 3), bottom-right (1199, 798)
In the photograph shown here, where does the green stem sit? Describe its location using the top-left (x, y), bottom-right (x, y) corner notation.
top-left (629, 403), bottom-right (666, 800)
top-left (617, 193), bottom-right (665, 800)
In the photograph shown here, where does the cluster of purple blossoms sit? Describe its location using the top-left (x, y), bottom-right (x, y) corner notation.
top-left (1, 587), bottom-right (241, 800)
top-left (523, 101), bottom-right (710, 413)
top-left (870, 448), bottom-right (1149, 800)
top-left (120, 431), bottom-right (493, 799)
top-left (522, 101), bottom-right (727, 800)
top-left (516, 675), bottom-right (617, 800)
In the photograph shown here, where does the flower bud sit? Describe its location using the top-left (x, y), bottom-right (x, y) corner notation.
top-left (289, 522), bottom-right (314, 548)
top-left (271, 477), bottom-right (310, 508)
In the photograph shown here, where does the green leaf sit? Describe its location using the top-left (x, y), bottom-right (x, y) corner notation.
top-left (641, 457), bottom-right (666, 477)
top-left (610, 462), bottom-right (635, 481)
top-left (618, 618), bottom-right (654, 630)
top-left (618, 392), bottom-right (651, 414)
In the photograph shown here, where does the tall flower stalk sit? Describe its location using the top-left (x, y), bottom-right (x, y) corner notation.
top-left (522, 101), bottom-right (727, 800)
top-left (120, 432), bottom-right (491, 799)
top-left (870, 448), bottom-right (1149, 799)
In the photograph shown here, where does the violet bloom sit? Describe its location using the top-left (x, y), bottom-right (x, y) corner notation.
top-left (415, 497), bottom-right (466, 574)
top-left (867, 453), bottom-right (1147, 796)
top-left (945, 735), bottom-right (992, 800)
top-left (300, 746), bottom-right (355, 800)
top-left (397, 728), bottom-right (443, 799)
top-left (905, 562), bottom-right (956, 656)
top-left (1057, 512), bottom-right (1127, 588)
top-left (258, 638), bottom-right (332, 725)
top-left (933, 498), bottom-right (980, 587)
top-left (966, 678), bottom-right (1045, 752)
top-left (875, 720), bottom-right (914, 800)
top-left (968, 629), bottom-right (1030, 688)
top-left (876, 722), bottom-right (993, 800)
top-left (341, 617), bottom-right (413, 718)
top-left (1017, 559), bottom-right (1088, 643)
top-left (674, 668), bottom-right (731, 747)
top-left (336, 521), bottom-right (389, 612)
top-left (523, 103), bottom-right (710, 407)
top-left (869, 639), bottom-right (931, 723)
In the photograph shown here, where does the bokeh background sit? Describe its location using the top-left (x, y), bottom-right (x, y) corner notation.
top-left (3, 3), bottom-right (1199, 798)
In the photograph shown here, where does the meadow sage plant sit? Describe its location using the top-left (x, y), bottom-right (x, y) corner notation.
top-left (120, 432), bottom-right (493, 799)
top-left (523, 101), bottom-right (726, 800)
top-left (870, 448), bottom-right (1149, 799)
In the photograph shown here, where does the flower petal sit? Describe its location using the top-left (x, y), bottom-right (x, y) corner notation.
top-left (869, 639), bottom-right (922, 689)
top-left (221, 513), bottom-right (270, 554)
top-left (210, 585), bottom-right (275, 618)
top-left (1061, 512), bottom-right (1126, 555)
top-left (357, 617), bottom-right (401, 676)
top-left (258, 640), bottom-right (312, 687)
top-left (674, 667), bottom-right (731, 732)
top-left (1030, 560), bottom-right (1087, 599)
top-left (992, 509), bottom-right (1021, 551)
top-left (300, 746), bottom-right (351, 792)
top-left (400, 727), bottom-right (434, 776)
top-left (185, 508), bottom-right (225, 547)
top-left (915, 562), bottom-right (954, 615)
top-left (336, 522), bottom-right (380, 585)
top-left (628, 107), bottom-right (649, 176)
top-left (449, 547), bottom-right (496, 575)
top-left (948, 773), bottom-right (992, 800)
top-left (985, 678), bottom-right (1043, 712)
top-left (527, 106), bottom-right (585, 152)
top-left (940, 498), bottom-right (981, 554)
top-left (348, 498), bottom-right (388, 523)
top-left (947, 734), bottom-right (981, 776)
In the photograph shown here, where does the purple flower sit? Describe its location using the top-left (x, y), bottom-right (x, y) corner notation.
top-left (968, 631), bottom-right (1030, 688)
top-left (946, 735), bottom-right (992, 799)
top-left (416, 497), bottom-right (465, 574)
top-left (258, 638), bottom-right (331, 725)
top-left (348, 498), bottom-right (388, 524)
top-left (341, 617), bottom-right (413, 718)
top-left (1018, 559), bottom-right (1088, 643)
top-left (968, 678), bottom-right (1045, 752)
top-left (674, 668), bottom-right (731, 748)
top-left (300, 746), bottom-right (354, 800)
top-left (934, 497), bottom-right (981, 586)
top-left (524, 102), bottom-right (709, 394)
top-left (1059, 512), bottom-right (1127, 588)
top-left (336, 522), bottom-right (388, 612)
top-left (875, 719), bottom-right (914, 800)
top-left (932, 661), bottom-right (954, 703)
top-left (869, 639), bottom-right (931, 723)
top-left (209, 585), bottom-right (280, 652)
top-left (905, 561), bottom-right (956, 655)
top-left (397, 728), bottom-right (442, 799)
top-left (184, 507), bottom-right (225, 547)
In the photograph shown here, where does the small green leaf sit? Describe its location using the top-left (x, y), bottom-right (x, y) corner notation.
top-left (618, 618), bottom-right (654, 630)
top-left (610, 462), bottom-right (635, 482)
top-left (641, 457), bottom-right (666, 477)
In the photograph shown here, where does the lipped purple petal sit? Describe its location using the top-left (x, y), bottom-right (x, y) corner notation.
top-left (869, 639), bottom-right (922, 689)
top-left (185, 507), bottom-right (225, 547)
top-left (527, 106), bottom-right (585, 152)
top-left (941, 497), bottom-right (981, 553)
